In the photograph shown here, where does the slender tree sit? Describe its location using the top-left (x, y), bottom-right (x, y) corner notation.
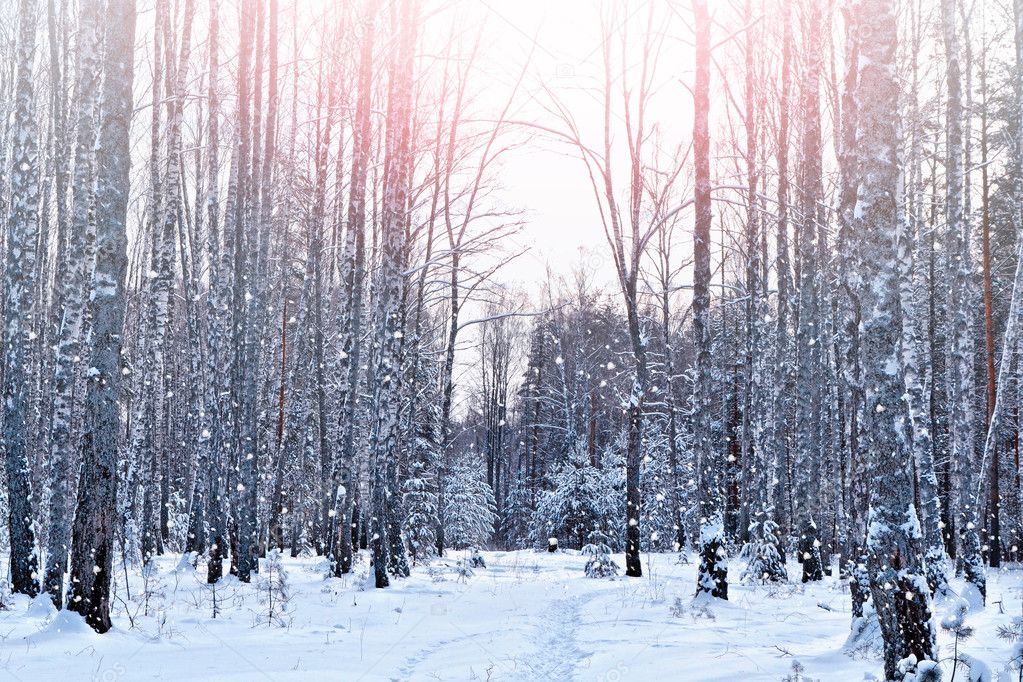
top-left (693, 0), bottom-right (726, 600)
top-left (4, 0), bottom-right (42, 599)
top-left (68, 0), bottom-right (137, 634)
top-left (851, 0), bottom-right (938, 676)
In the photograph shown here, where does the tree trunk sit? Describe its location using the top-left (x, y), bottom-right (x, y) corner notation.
top-left (693, 0), bottom-right (725, 601)
top-left (940, 0), bottom-right (985, 603)
top-left (68, 0), bottom-right (136, 633)
top-left (4, 0), bottom-right (43, 599)
top-left (851, 0), bottom-right (938, 676)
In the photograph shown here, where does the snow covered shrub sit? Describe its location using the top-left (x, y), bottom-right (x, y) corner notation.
top-left (912, 660), bottom-right (942, 682)
top-left (669, 596), bottom-right (715, 621)
top-left (582, 543), bottom-right (619, 578)
top-left (844, 600), bottom-right (883, 661)
top-left (896, 655), bottom-right (945, 682)
top-left (469, 548), bottom-right (486, 569)
top-left (258, 549), bottom-right (292, 627)
top-left (174, 550), bottom-right (199, 574)
top-left (443, 460), bottom-right (497, 550)
top-left (740, 516), bottom-right (787, 584)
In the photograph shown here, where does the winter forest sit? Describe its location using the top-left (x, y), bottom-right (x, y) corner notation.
top-left (3, 0), bottom-right (1023, 679)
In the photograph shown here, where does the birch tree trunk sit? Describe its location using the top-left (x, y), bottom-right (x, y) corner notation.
top-left (68, 0), bottom-right (136, 634)
top-left (334, 0), bottom-right (376, 575)
top-left (43, 0), bottom-right (102, 608)
top-left (693, 0), bottom-right (726, 601)
top-left (369, 0), bottom-right (416, 588)
top-left (233, 0), bottom-right (260, 583)
top-left (851, 0), bottom-right (938, 676)
top-left (4, 0), bottom-right (43, 599)
top-left (940, 0), bottom-right (985, 604)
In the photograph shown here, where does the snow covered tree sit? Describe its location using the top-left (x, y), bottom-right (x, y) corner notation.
top-left (443, 460), bottom-right (497, 551)
top-left (741, 516), bottom-right (787, 585)
top-left (693, 0), bottom-right (726, 601)
top-left (402, 462), bottom-right (438, 565)
top-left (500, 473), bottom-right (533, 549)
top-left (940, 0), bottom-right (986, 605)
top-left (533, 445), bottom-right (602, 550)
top-left (366, 0), bottom-right (416, 588)
top-left (792, 0), bottom-right (824, 585)
top-left (3, 0), bottom-right (43, 600)
top-left (68, 0), bottom-right (137, 633)
top-left (43, 0), bottom-right (103, 609)
top-left (582, 543), bottom-right (619, 579)
top-left (850, 0), bottom-right (938, 676)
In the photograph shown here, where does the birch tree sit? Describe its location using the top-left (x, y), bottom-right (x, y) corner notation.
top-left (68, 0), bottom-right (136, 634)
top-left (851, 0), bottom-right (938, 676)
top-left (4, 0), bottom-right (42, 599)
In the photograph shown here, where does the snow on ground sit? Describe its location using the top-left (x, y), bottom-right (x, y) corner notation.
top-left (1, 550), bottom-right (1021, 681)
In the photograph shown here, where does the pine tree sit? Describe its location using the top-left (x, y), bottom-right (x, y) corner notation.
top-left (500, 473), bottom-right (533, 549)
top-left (740, 516), bottom-right (787, 585)
top-left (443, 461), bottom-right (498, 550)
top-left (402, 378), bottom-right (439, 567)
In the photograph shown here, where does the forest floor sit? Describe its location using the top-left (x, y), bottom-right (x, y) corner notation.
top-left (0, 549), bottom-right (1020, 681)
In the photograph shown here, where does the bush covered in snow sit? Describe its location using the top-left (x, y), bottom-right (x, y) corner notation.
top-left (582, 543), bottom-right (619, 578)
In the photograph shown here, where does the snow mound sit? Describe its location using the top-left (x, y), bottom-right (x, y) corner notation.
top-left (26, 595), bottom-right (57, 619)
top-left (959, 582), bottom-right (985, 612)
top-left (845, 603), bottom-right (883, 658)
top-left (28, 609), bottom-right (98, 642)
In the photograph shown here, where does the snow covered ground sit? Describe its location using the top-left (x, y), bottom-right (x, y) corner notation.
top-left (0, 550), bottom-right (1020, 681)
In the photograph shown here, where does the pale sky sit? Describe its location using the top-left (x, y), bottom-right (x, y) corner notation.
top-left (460, 0), bottom-right (699, 290)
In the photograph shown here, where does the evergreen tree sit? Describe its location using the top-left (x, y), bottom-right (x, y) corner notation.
top-left (443, 460), bottom-right (497, 550)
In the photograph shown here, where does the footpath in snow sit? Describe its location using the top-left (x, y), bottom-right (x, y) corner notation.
top-left (0, 550), bottom-right (1020, 681)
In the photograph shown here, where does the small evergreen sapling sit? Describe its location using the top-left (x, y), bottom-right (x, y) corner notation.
top-left (259, 549), bottom-right (292, 627)
top-left (454, 558), bottom-right (474, 583)
top-left (741, 517), bottom-right (788, 584)
top-left (940, 599), bottom-right (993, 682)
top-left (996, 617), bottom-right (1023, 682)
top-left (582, 543), bottom-right (619, 578)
